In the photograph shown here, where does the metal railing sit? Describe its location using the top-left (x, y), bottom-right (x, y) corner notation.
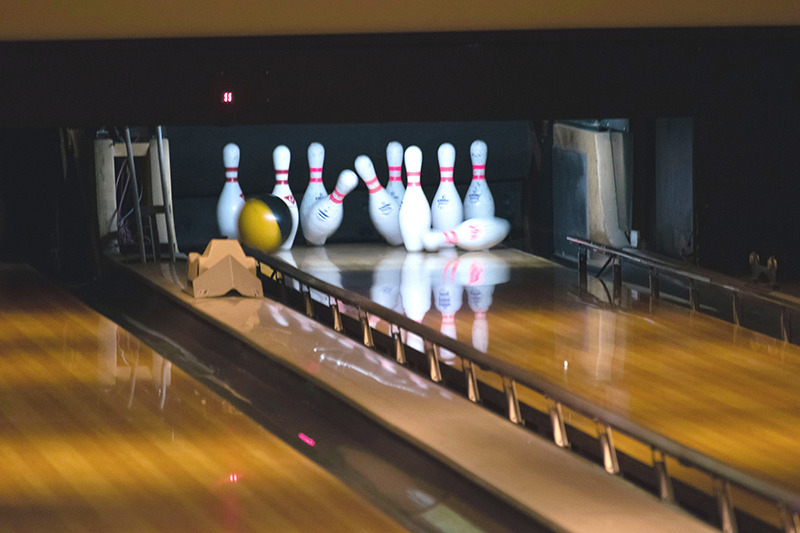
top-left (568, 236), bottom-right (797, 344)
top-left (250, 245), bottom-right (800, 533)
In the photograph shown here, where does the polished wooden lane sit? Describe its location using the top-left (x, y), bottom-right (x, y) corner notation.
top-left (284, 244), bottom-right (800, 501)
top-left (0, 265), bottom-right (405, 532)
top-left (125, 260), bottom-right (717, 533)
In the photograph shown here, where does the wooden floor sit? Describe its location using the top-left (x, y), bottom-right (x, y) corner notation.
top-left (287, 244), bottom-right (800, 501)
top-left (0, 265), bottom-right (405, 532)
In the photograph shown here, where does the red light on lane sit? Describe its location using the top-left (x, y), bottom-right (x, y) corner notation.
top-left (298, 433), bottom-right (316, 447)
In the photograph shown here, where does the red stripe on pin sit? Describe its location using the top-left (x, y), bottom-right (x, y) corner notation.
top-left (408, 171), bottom-right (421, 177)
top-left (309, 178), bottom-right (323, 183)
top-left (445, 231), bottom-right (458, 244)
top-left (276, 170), bottom-right (289, 175)
top-left (440, 166), bottom-right (454, 172)
top-left (226, 177), bottom-right (237, 182)
top-left (388, 177), bottom-right (402, 182)
top-left (225, 167), bottom-right (238, 172)
top-left (473, 164), bottom-right (485, 170)
top-left (331, 190), bottom-right (345, 204)
top-left (408, 182), bottom-right (421, 187)
top-left (276, 180), bottom-right (288, 185)
top-left (309, 167), bottom-right (323, 172)
top-left (388, 166), bottom-right (402, 171)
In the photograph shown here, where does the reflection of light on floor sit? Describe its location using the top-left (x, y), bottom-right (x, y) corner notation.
top-left (298, 433), bottom-right (316, 447)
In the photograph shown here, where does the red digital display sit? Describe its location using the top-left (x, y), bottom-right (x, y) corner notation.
top-left (222, 91), bottom-right (234, 104)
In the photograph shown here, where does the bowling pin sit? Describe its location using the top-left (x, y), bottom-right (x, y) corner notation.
top-left (398, 146), bottom-right (431, 252)
top-left (431, 142), bottom-right (463, 233)
top-left (299, 142), bottom-right (328, 242)
top-left (422, 217), bottom-right (510, 252)
top-left (216, 143), bottom-right (245, 239)
top-left (386, 141), bottom-right (405, 203)
top-left (271, 145), bottom-right (299, 250)
top-left (303, 169), bottom-right (359, 246)
top-left (354, 155), bottom-right (403, 246)
top-left (463, 140), bottom-right (494, 219)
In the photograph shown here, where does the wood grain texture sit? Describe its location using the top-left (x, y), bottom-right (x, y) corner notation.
top-left (289, 244), bottom-right (800, 501)
top-left (0, 265), bottom-right (404, 532)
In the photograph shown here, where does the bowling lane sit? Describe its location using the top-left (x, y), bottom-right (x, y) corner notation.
top-left (0, 264), bottom-right (405, 532)
top-left (285, 243), bottom-right (800, 497)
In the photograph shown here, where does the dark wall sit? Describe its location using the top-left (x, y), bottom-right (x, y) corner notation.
top-left (1, 28), bottom-right (799, 278)
top-left (167, 122), bottom-right (531, 251)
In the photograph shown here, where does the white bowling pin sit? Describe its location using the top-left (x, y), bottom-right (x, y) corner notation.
top-left (386, 141), bottom-right (405, 203)
top-left (464, 140), bottom-right (494, 219)
top-left (271, 145), bottom-right (299, 250)
top-left (431, 142), bottom-right (463, 234)
top-left (216, 143), bottom-right (245, 239)
top-left (398, 146), bottom-right (431, 252)
top-left (422, 217), bottom-right (510, 252)
top-left (354, 155), bottom-right (403, 246)
top-left (303, 170), bottom-right (359, 246)
top-left (300, 142), bottom-right (328, 242)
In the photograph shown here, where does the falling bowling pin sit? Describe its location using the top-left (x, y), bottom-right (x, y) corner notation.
top-left (303, 170), bottom-right (359, 246)
top-left (271, 145), bottom-right (299, 250)
top-left (398, 145), bottom-right (431, 252)
top-left (431, 142), bottom-right (463, 234)
top-left (385, 141), bottom-right (405, 204)
top-left (355, 155), bottom-right (403, 246)
top-left (422, 217), bottom-right (510, 252)
top-left (300, 142), bottom-right (328, 242)
top-left (464, 140), bottom-right (494, 219)
top-left (216, 143), bottom-right (245, 239)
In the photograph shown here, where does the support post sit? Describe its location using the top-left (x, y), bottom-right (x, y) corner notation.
top-left (359, 310), bottom-right (374, 348)
top-left (464, 360), bottom-right (480, 403)
top-left (503, 377), bottom-right (523, 425)
top-left (548, 400), bottom-right (570, 448)
top-left (597, 422), bottom-right (620, 474)
top-left (392, 326), bottom-right (406, 364)
top-left (779, 505), bottom-right (799, 533)
top-left (781, 307), bottom-right (791, 343)
top-left (123, 127), bottom-right (147, 263)
top-left (424, 340), bottom-right (442, 382)
top-left (649, 267), bottom-right (660, 309)
top-left (579, 245), bottom-right (588, 291)
top-left (689, 280), bottom-right (698, 312)
top-left (713, 477), bottom-right (738, 533)
top-left (651, 448), bottom-right (675, 502)
top-left (331, 300), bottom-right (344, 332)
top-left (303, 286), bottom-right (314, 319)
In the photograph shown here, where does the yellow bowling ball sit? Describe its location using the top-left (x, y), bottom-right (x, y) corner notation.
top-left (237, 195), bottom-right (292, 253)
